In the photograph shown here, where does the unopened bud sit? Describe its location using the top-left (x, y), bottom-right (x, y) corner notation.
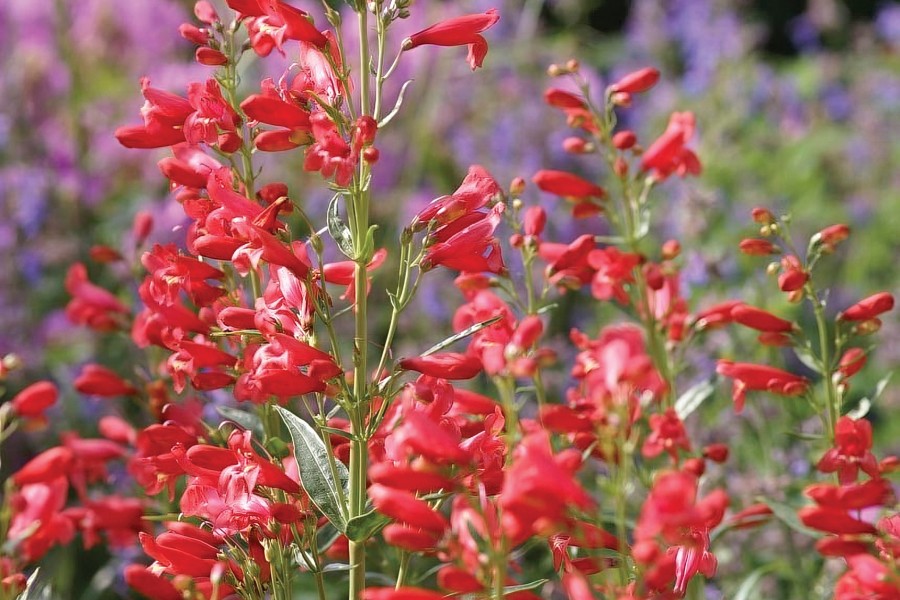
top-left (614, 157), bottom-right (629, 178)
top-left (854, 318), bottom-right (883, 335)
top-left (509, 233), bottom-right (524, 248)
top-left (195, 47), bottom-right (228, 66)
top-left (363, 147), bottom-right (380, 164)
top-left (132, 210), bottom-right (154, 245)
top-left (509, 177), bottom-right (526, 196)
top-left (562, 137), bottom-right (592, 154)
top-left (89, 245), bottom-right (123, 264)
top-left (661, 239), bottom-right (681, 260)
top-left (751, 207), bottom-right (776, 225)
top-left (547, 63), bottom-right (564, 77)
top-left (765, 262), bottom-right (780, 276)
top-left (179, 23), bottom-right (209, 45)
top-left (739, 238), bottom-right (779, 256)
top-left (566, 59), bottom-right (580, 72)
top-left (643, 263), bottom-right (665, 290)
top-left (610, 91), bottom-right (632, 107)
top-left (218, 131), bottom-right (242, 153)
top-left (194, 0), bottom-right (219, 24)
top-left (524, 206), bottom-right (546, 237)
top-left (612, 130), bottom-right (637, 150)
top-left (683, 457), bottom-right (705, 477)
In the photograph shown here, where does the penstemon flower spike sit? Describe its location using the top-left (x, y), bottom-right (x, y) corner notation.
top-left (1, 3), bottom-right (898, 600)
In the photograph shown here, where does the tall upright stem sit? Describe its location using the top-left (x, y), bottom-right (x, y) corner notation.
top-left (348, 8), bottom-right (372, 599)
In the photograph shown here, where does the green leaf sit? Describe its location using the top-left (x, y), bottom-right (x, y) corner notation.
top-left (675, 379), bottom-right (715, 420)
top-left (327, 194), bottom-right (355, 259)
top-left (423, 314), bottom-right (503, 356)
top-left (792, 345), bottom-right (821, 373)
top-left (733, 563), bottom-right (787, 600)
top-left (18, 569), bottom-right (45, 600)
top-left (217, 406), bottom-right (265, 440)
top-left (345, 510), bottom-right (391, 542)
top-left (762, 498), bottom-right (821, 538)
top-left (846, 397), bottom-right (871, 420)
top-left (457, 580), bottom-right (548, 600)
top-left (275, 407), bottom-right (349, 532)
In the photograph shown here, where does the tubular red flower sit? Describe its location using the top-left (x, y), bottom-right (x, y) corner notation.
top-left (10, 381), bottom-right (58, 419)
top-left (403, 9), bottom-right (500, 70)
top-left (716, 360), bottom-right (809, 412)
top-left (731, 305), bottom-right (794, 333)
top-left (838, 292), bottom-right (895, 322)
top-left (399, 352), bottom-right (483, 380)
top-left (74, 364), bottom-right (138, 397)
top-left (369, 484), bottom-right (449, 534)
top-left (609, 67), bottom-right (660, 94)
top-left (532, 169), bottom-right (605, 199)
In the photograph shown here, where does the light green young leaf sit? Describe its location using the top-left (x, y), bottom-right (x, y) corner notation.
top-left (675, 379), bottom-right (715, 420)
top-left (275, 407), bottom-right (349, 532)
top-left (327, 194), bottom-right (355, 259)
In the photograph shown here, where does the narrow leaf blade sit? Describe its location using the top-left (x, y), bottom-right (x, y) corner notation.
top-left (275, 407), bottom-right (349, 532)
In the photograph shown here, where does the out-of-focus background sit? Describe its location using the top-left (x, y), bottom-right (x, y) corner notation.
top-left (1, 0), bottom-right (898, 596)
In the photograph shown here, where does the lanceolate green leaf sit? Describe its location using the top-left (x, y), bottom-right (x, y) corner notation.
top-left (327, 194), bottom-right (355, 259)
top-left (275, 407), bottom-right (349, 532)
top-left (675, 379), bottom-right (715, 420)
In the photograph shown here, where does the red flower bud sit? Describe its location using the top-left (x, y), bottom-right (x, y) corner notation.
top-left (815, 224), bottom-right (850, 251)
top-left (532, 170), bottom-right (605, 199)
top-left (839, 292), bottom-right (895, 322)
top-left (195, 47), bottom-right (228, 66)
top-left (662, 239), bottom-right (681, 260)
top-left (610, 67), bottom-right (660, 95)
top-left (562, 137), bottom-right (590, 153)
top-left (612, 130), bottom-right (637, 150)
top-left (703, 443), bottom-right (729, 463)
top-left (523, 206), bottom-right (546, 237)
top-left (179, 23), bottom-right (209, 45)
top-left (543, 88), bottom-right (585, 109)
top-left (751, 207), bottom-right (776, 225)
top-left (838, 348), bottom-right (867, 379)
top-left (731, 305), bottom-right (794, 333)
top-left (399, 353), bottom-right (482, 380)
top-left (739, 238), bottom-right (778, 256)
top-left (10, 381), bottom-right (58, 419)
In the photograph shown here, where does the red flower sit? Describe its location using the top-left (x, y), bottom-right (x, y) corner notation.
top-left (399, 352), bottom-right (483, 380)
top-left (532, 169), bottom-right (605, 199)
top-left (731, 304), bottom-right (794, 333)
top-left (838, 292), bottom-right (895, 322)
top-left (640, 111), bottom-right (701, 180)
top-left (818, 416), bottom-right (879, 484)
top-left (609, 67), bottom-right (660, 94)
top-left (369, 484), bottom-right (449, 534)
top-left (403, 9), bottom-right (500, 70)
top-left (10, 381), bottom-right (58, 420)
top-left (421, 205), bottom-right (505, 274)
top-left (65, 263), bottom-right (129, 331)
top-left (642, 408), bottom-right (691, 462)
top-left (74, 364), bottom-right (138, 397)
top-left (716, 360), bottom-right (809, 413)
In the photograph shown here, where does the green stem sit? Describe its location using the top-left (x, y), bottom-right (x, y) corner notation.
top-left (809, 287), bottom-right (838, 443)
top-left (395, 551), bottom-right (411, 589)
top-left (349, 9), bottom-right (372, 598)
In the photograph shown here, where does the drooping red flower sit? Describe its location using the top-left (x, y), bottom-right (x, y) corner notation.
top-left (838, 292), bottom-right (895, 322)
top-left (403, 9), bottom-right (500, 70)
top-left (716, 360), bottom-right (809, 413)
top-left (640, 111), bottom-right (701, 180)
top-left (399, 352), bottom-right (483, 380)
top-left (642, 408), bottom-right (691, 462)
